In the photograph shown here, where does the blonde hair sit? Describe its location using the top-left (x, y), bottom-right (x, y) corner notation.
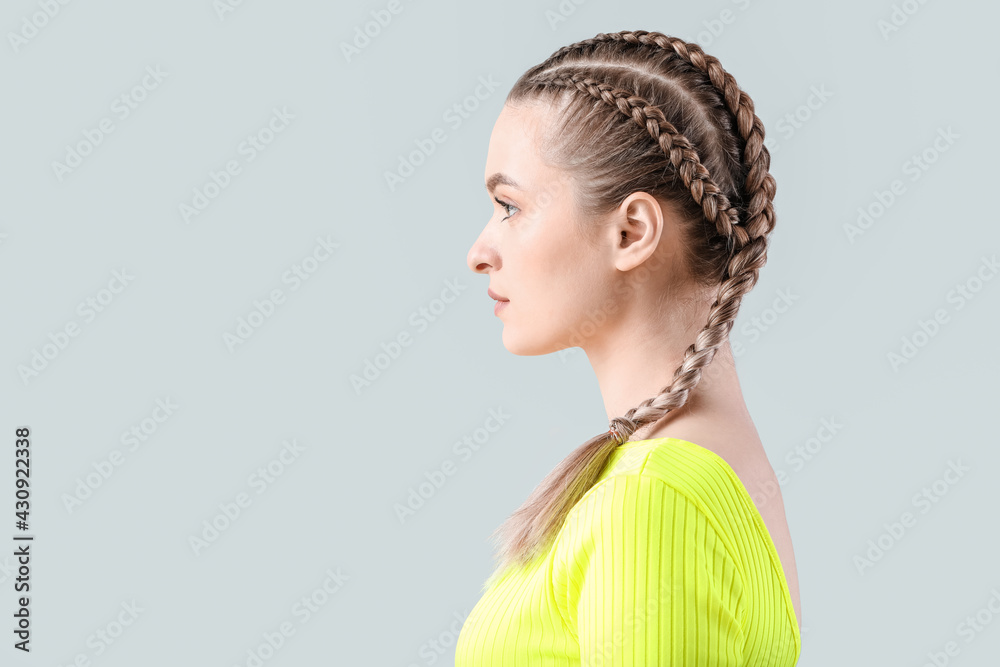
top-left (482, 30), bottom-right (777, 590)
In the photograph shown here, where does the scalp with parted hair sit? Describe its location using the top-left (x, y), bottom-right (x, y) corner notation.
top-left (482, 30), bottom-right (777, 590)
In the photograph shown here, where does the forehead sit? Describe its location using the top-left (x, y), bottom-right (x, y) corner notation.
top-left (484, 102), bottom-right (556, 187)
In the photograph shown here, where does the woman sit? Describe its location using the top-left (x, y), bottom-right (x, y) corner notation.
top-left (457, 30), bottom-right (801, 666)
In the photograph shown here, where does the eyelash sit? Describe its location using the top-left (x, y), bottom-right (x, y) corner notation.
top-left (494, 196), bottom-right (519, 221)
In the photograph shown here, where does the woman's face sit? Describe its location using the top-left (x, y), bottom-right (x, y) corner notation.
top-left (467, 102), bottom-right (619, 356)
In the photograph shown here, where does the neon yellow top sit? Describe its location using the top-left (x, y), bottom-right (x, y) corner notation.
top-left (455, 437), bottom-right (800, 666)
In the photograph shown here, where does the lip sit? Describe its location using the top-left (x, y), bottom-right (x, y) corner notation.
top-left (488, 288), bottom-right (509, 302)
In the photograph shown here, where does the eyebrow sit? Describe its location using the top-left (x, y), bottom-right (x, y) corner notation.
top-left (485, 173), bottom-right (522, 194)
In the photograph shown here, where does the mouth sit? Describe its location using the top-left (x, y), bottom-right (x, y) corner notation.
top-left (487, 288), bottom-right (509, 302)
top-left (488, 288), bottom-right (509, 316)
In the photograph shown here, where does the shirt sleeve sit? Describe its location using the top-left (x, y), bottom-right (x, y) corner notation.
top-left (552, 474), bottom-right (746, 666)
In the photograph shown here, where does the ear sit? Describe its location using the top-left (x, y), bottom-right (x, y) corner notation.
top-left (609, 191), bottom-right (665, 272)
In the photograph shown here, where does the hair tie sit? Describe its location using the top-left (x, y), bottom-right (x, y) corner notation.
top-left (608, 417), bottom-right (637, 445)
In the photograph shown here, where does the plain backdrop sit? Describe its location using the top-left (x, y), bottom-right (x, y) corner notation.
top-left (1, 0), bottom-right (998, 665)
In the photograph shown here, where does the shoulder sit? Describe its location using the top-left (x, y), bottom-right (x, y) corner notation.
top-left (560, 439), bottom-right (747, 558)
top-left (610, 440), bottom-right (742, 522)
top-left (550, 451), bottom-right (749, 632)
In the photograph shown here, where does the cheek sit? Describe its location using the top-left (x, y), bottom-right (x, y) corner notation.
top-left (533, 257), bottom-right (608, 324)
top-left (522, 244), bottom-right (579, 303)
top-left (510, 216), bottom-right (605, 318)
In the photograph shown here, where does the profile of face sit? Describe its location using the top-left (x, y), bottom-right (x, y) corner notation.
top-left (468, 101), bottom-right (685, 357)
top-left (467, 102), bottom-right (612, 356)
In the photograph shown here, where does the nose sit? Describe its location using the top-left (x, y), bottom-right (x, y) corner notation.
top-left (467, 224), bottom-right (500, 275)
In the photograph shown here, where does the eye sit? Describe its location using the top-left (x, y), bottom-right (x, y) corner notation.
top-left (493, 195), bottom-right (519, 221)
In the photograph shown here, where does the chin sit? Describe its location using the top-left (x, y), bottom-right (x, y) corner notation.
top-left (501, 326), bottom-right (565, 357)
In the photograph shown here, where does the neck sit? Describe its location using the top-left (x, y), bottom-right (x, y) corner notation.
top-left (582, 302), bottom-right (748, 441)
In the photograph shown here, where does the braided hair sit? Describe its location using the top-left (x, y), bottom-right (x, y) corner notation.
top-left (483, 30), bottom-right (777, 589)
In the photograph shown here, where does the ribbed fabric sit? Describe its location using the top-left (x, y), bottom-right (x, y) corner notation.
top-left (455, 437), bottom-right (800, 666)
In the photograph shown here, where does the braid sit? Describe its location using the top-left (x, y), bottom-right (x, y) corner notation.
top-left (483, 30), bottom-right (777, 579)
top-left (527, 30), bottom-right (775, 442)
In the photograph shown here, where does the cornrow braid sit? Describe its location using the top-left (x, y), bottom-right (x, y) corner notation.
top-left (482, 30), bottom-right (777, 586)
top-left (560, 30), bottom-right (775, 439)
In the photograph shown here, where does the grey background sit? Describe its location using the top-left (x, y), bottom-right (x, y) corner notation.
top-left (1, 0), bottom-right (998, 665)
